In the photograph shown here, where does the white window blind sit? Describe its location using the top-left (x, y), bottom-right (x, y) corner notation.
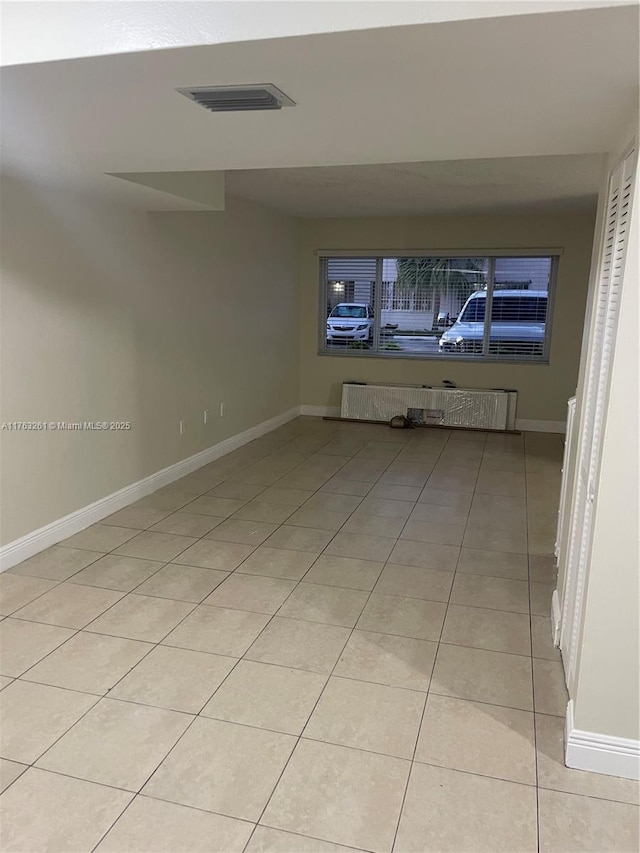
top-left (319, 253), bottom-right (558, 362)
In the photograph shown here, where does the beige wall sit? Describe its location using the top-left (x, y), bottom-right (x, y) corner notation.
top-left (298, 212), bottom-right (596, 422)
top-left (0, 179), bottom-right (299, 545)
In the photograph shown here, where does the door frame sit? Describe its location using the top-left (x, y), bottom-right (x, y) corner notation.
top-left (558, 143), bottom-right (637, 694)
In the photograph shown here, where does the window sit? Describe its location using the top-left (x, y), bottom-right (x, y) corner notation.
top-left (319, 253), bottom-right (557, 362)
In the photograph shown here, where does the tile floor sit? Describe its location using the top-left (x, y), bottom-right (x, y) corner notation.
top-left (1, 417), bottom-right (639, 852)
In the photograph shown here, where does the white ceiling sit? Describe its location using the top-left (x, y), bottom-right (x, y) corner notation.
top-left (1, 4), bottom-right (637, 210)
top-left (224, 155), bottom-right (602, 217)
top-left (3, 0), bottom-right (631, 67)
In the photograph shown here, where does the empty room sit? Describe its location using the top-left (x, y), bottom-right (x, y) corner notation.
top-left (0, 2), bottom-right (638, 851)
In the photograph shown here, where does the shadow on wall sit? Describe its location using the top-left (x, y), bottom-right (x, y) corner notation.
top-left (0, 174), bottom-right (153, 542)
top-left (0, 176), bottom-right (299, 544)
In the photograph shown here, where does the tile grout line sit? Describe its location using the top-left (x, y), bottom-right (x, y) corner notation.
top-left (525, 431), bottom-right (543, 853)
top-left (143, 434), bottom-right (394, 847)
top-left (387, 429), bottom-right (465, 853)
top-left (235, 439), bottom-right (412, 850)
top-left (6, 428), bottom-right (395, 694)
top-left (6, 429), bottom-right (352, 698)
top-left (12, 577), bottom-right (202, 689)
top-left (3, 422), bottom-right (571, 853)
top-left (20, 579), bottom-right (216, 775)
top-left (6, 721), bottom-right (635, 829)
top-left (6, 437), bottom-right (540, 674)
top-left (82, 426), bottom-right (375, 851)
top-left (9, 494), bottom-right (297, 821)
top-left (15, 653), bottom-right (563, 721)
top-left (47, 429), bottom-right (340, 568)
top-left (5, 433), bottom-right (442, 703)
top-left (89, 789), bottom-right (139, 853)
top-left (236, 431), bottom-right (445, 850)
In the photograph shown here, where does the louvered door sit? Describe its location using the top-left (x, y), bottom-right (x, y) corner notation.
top-left (560, 147), bottom-right (637, 694)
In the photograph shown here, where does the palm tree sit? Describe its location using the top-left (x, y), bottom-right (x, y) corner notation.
top-left (394, 257), bottom-right (487, 330)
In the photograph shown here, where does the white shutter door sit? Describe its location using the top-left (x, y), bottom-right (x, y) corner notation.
top-left (560, 149), bottom-right (636, 693)
top-left (555, 396), bottom-right (577, 567)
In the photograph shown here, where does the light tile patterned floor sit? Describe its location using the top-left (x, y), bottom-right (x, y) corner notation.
top-left (1, 417), bottom-right (638, 852)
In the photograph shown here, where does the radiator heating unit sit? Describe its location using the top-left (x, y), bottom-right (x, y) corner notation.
top-left (340, 383), bottom-right (517, 431)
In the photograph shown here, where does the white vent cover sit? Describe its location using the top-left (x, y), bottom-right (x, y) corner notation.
top-left (177, 84), bottom-right (295, 112)
top-left (341, 383), bottom-right (517, 431)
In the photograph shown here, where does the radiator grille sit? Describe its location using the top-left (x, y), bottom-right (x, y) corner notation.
top-left (341, 383), bottom-right (517, 430)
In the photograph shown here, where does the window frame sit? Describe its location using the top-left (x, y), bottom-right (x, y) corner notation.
top-left (317, 249), bottom-right (560, 364)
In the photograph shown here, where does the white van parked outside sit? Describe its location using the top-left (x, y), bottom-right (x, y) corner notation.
top-left (439, 289), bottom-right (548, 356)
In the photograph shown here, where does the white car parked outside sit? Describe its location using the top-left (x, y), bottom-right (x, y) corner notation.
top-left (326, 303), bottom-right (374, 343)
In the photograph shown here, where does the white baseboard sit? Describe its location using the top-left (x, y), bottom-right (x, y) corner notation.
top-left (302, 407), bottom-right (566, 434)
top-left (0, 406), bottom-right (301, 572)
top-left (515, 418), bottom-right (566, 433)
top-left (551, 588), bottom-right (561, 647)
top-left (565, 700), bottom-right (640, 781)
top-left (300, 405), bottom-right (341, 417)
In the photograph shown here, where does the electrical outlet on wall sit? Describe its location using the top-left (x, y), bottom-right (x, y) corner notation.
top-left (220, 402), bottom-right (226, 417)
top-left (203, 409), bottom-right (210, 425)
top-left (179, 420), bottom-right (185, 436)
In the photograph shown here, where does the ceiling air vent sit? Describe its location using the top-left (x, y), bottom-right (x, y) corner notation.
top-left (177, 84), bottom-right (295, 112)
